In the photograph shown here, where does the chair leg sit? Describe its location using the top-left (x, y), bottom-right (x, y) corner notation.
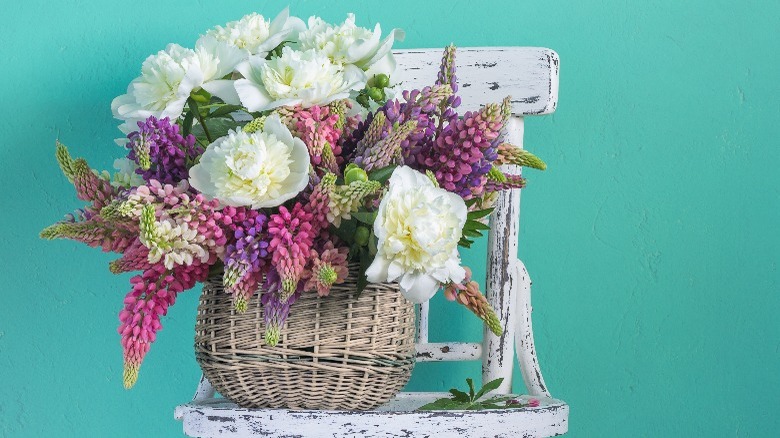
top-left (515, 259), bottom-right (551, 397)
top-left (192, 374), bottom-right (216, 402)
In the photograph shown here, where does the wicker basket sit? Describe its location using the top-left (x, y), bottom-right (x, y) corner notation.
top-left (194, 263), bottom-right (417, 410)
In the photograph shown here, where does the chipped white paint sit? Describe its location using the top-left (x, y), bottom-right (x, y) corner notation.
top-left (175, 393), bottom-right (569, 438)
top-left (192, 374), bottom-right (216, 402)
top-left (393, 47), bottom-right (559, 116)
top-left (177, 47), bottom-right (566, 437)
top-left (482, 116), bottom-right (524, 394)
top-left (516, 259), bottom-right (550, 397)
top-left (418, 300), bottom-right (430, 343)
top-left (415, 342), bottom-right (482, 361)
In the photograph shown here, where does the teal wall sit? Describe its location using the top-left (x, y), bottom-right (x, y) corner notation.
top-left (1, 0), bottom-right (778, 436)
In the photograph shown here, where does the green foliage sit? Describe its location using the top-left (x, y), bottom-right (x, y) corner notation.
top-left (367, 165), bottom-right (397, 184)
top-left (459, 202), bottom-right (493, 248)
top-left (418, 378), bottom-right (529, 411)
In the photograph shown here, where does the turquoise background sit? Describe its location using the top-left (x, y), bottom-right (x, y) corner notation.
top-left (1, 0), bottom-right (778, 436)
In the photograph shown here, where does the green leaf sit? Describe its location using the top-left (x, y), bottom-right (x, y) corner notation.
top-left (467, 208), bottom-right (494, 221)
top-left (448, 388), bottom-right (470, 403)
top-left (466, 378), bottom-right (475, 401)
top-left (191, 118), bottom-right (241, 141)
top-left (367, 165), bottom-right (397, 184)
top-left (356, 247), bottom-right (370, 297)
top-left (462, 229), bottom-right (483, 238)
top-left (330, 220), bottom-right (357, 246)
top-left (458, 238), bottom-right (473, 248)
top-left (352, 211), bottom-right (377, 225)
top-left (209, 104), bottom-right (244, 119)
top-left (418, 398), bottom-right (469, 411)
top-left (182, 111), bottom-right (195, 137)
top-left (474, 378), bottom-right (504, 401)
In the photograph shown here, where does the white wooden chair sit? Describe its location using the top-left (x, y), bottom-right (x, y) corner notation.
top-left (175, 47), bottom-right (567, 438)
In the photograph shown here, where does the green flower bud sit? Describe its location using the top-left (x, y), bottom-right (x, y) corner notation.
top-left (356, 93), bottom-right (370, 108)
top-left (374, 74), bottom-right (390, 88)
top-left (367, 87), bottom-right (384, 102)
top-left (355, 226), bottom-right (370, 246)
top-left (345, 167), bottom-right (369, 184)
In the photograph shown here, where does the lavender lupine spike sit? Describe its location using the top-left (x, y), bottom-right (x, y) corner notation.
top-left (435, 44), bottom-right (462, 126)
top-left (484, 173), bottom-right (527, 192)
top-left (125, 116), bottom-right (202, 185)
top-left (221, 208), bottom-right (269, 312)
top-left (355, 120), bottom-right (418, 171)
top-left (327, 180), bottom-right (382, 227)
top-left (262, 269), bottom-right (301, 346)
top-left (354, 112), bottom-right (388, 158)
top-left (423, 103), bottom-right (506, 199)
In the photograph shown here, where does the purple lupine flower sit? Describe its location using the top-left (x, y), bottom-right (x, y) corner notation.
top-left (222, 208), bottom-right (270, 311)
top-left (126, 116), bottom-right (202, 185)
top-left (261, 268), bottom-right (302, 346)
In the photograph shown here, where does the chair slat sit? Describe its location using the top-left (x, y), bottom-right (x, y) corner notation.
top-left (415, 342), bottom-right (482, 362)
top-left (393, 47), bottom-right (559, 116)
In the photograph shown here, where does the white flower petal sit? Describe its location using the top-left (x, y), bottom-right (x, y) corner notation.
top-left (235, 78), bottom-right (274, 112)
top-left (365, 256), bottom-right (390, 282)
top-left (399, 272), bottom-right (440, 304)
top-left (202, 80), bottom-right (241, 105)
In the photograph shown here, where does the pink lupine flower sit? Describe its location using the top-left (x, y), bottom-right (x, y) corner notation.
top-left (267, 203), bottom-right (315, 298)
top-left (304, 242), bottom-right (349, 296)
top-left (119, 261), bottom-right (210, 388)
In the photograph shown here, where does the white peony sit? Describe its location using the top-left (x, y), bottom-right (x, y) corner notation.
top-left (365, 166), bottom-right (468, 303)
top-left (194, 35), bottom-right (248, 105)
top-left (188, 114), bottom-right (310, 209)
top-left (297, 13), bottom-right (403, 78)
top-left (111, 36), bottom-right (248, 125)
top-left (111, 44), bottom-right (204, 122)
top-left (234, 46), bottom-right (366, 112)
top-left (203, 8), bottom-right (305, 57)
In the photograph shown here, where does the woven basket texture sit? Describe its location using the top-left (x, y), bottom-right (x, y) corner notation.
top-left (195, 264), bottom-right (417, 410)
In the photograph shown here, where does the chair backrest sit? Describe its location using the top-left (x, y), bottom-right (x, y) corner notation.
top-left (393, 47), bottom-right (560, 396)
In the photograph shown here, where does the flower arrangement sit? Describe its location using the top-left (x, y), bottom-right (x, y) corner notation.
top-left (41, 8), bottom-right (546, 389)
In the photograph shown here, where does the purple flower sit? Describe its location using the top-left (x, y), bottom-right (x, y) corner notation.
top-left (126, 116), bottom-right (202, 185)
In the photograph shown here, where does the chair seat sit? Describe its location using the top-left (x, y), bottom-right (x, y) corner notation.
top-left (175, 392), bottom-right (569, 438)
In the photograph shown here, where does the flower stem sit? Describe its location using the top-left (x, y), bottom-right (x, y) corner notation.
top-left (187, 97), bottom-right (213, 144)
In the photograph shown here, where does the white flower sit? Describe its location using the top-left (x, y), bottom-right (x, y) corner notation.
top-left (143, 219), bottom-right (209, 270)
top-left (204, 8), bottom-right (304, 57)
top-left (194, 35), bottom-right (248, 105)
top-left (112, 158), bottom-right (144, 188)
top-left (297, 13), bottom-right (403, 78)
top-left (111, 38), bottom-right (247, 125)
top-left (365, 166), bottom-right (467, 303)
top-left (188, 114), bottom-right (309, 209)
top-left (235, 46), bottom-right (366, 112)
top-left (111, 44), bottom-right (204, 122)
